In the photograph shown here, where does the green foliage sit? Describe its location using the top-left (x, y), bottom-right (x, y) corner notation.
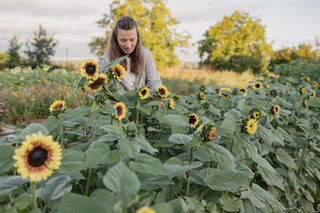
top-left (89, 0), bottom-right (192, 69)
top-left (24, 25), bottom-right (58, 67)
top-left (1, 59), bottom-right (320, 212)
top-left (198, 11), bottom-right (273, 74)
top-left (0, 52), bottom-right (9, 70)
top-left (5, 35), bottom-right (22, 69)
top-left (0, 65), bottom-right (91, 125)
top-left (270, 43), bottom-right (320, 71)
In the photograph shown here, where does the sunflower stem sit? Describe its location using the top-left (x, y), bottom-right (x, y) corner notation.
top-left (59, 115), bottom-right (64, 149)
top-left (184, 147), bottom-right (194, 197)
top-left (298, 141), bottom-right (309, 176)
top-left (114, 80), bottom-right (120, 94)
top-left (136, 99), bottom-right (140, 125)
top-left (92, 110), bottom-right (96, 142)
top-left (85, 168), bottom-right (92, 196)
top-left (31, 181), bottom-right (37, 209)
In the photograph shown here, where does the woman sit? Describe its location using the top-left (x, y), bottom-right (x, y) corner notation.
top-left (99, 16), bottom-right (162, 95)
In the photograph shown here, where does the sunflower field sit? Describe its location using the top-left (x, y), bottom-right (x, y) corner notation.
top-left (0, 65), bottom-right (90, 126)
top-left (0, 59), bottom-right (320, 212)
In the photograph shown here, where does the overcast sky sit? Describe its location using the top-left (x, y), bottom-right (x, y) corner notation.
top-left (0, 0), bottom-right (319, 62)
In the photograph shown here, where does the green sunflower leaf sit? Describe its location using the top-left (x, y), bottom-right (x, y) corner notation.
top-left (103, 161), bottom-right (140, 197)
top-left (37, 175), bottom-right (72, 203)
top-left (276, 148), bottom-right (297, 169)
top-left (129, 153), bottom-right (167, 176)
top-left (0, 145), bottom-right (15, 175)
top-left (58, 192), bottom-right (107, 213)
top-left (19, 123), bottom-right (49, 140)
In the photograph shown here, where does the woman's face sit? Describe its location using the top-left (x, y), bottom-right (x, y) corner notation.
top-left (117, 28), bottom-right (138, 55)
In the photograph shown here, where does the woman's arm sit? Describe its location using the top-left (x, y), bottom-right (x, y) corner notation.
top-left (144, 48), bottom-right (162, 90)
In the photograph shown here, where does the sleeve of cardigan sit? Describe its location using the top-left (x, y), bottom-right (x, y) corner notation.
top-left (144, 48), bottom-right (162, 91)
top-left (98, 52), bottom-right (109, 73)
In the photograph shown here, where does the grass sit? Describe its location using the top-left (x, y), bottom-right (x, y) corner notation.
top-left (160, 66), bottom-right (256, 94)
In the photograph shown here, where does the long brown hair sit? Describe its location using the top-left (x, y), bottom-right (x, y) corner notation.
top-left (107, 16), bottom-right (144, 75)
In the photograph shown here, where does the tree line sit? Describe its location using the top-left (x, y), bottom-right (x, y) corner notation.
top-left (1, 0), bottom-right (319, 74)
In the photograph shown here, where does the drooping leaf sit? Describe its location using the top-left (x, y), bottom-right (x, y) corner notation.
top-left (129, 154), bottom-right (167, 176)
top-left (0, 176), bottom-right (28, 196)
top-left (58, 192), bottom-right (106, 213)
top-left (168, 134), bottom-right (192, 145)
top-left (19, 123), bottom-right (49, 140)
top-left (194, 144), bottom-right (235, 170)
top-left (85, 142), bottom-right (110, 167)
top-left (0, 145), bottom-right (15, 175)
top-left (163, 157), bottom-right (202, 179)
top-left (37, 175), bottom-right (72, 203)
top-left (118, 138), bottom-right (140, 158)
top-left (103, 162), bottom-right (140, 197)
top-left (159, 114), bottom-right (189, 127)
top-left (57, 147), bottom-right (86, 174)
top-left (276, 148), bottom-right (297, 169)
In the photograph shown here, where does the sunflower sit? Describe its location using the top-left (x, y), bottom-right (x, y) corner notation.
top-left (238, 87), bottom-right (247, 97)
top-left (199, 92), bottom-right (206, 100)
top-left (111, 63), bottom-right (126, 81)
top-left (174, 94), bottom-right (179, 100)
top-left (156, 85), bottom-right (169, 98)
top-left (188, 114), bottom-right (199, 128)
top-left (87, 73), bottom-right (108, 92)
top-left (80, 59), bottom-right (99, 79)
top-left (207, 127), bottom-right (217, 141)
top-left (300, 88), bottom-right (306, 95)
top-left (269, 89), bottom-right (278, 97)
top-left (138, 87), bottom-right (150, 99)
top-left (168, 99), bottom-right (175, 109)
top-left (306, 77), bottom-right (310, 82)
top-left (303, 101), bottom-right (308, 107)
top-left (49, 100), bottom-right (66, 114)
top-left (43, 65), bottom-right (50, 71)
top-left (113, 102), bottom-right (126, 121)
top-left (135, 206), bottom-right (156, 213)
top-left (309, 92), bottom-right (316, 99)
top-left (272, 105), bottom-right (280, 115)
top-left (12, 132), bottom-right (62, 182)
top-left (253, 111), bottom-right (260, 119)
top-left (219, 87), bottom-right (231, 98)
top-left (313, 81), bottom-right (318, 87)
top-left (253, 82), bottom-right (263, 89)
top-left (200, 85), bottom-right (205, 91)
top-left (245, 119), bottom-right (258, 135)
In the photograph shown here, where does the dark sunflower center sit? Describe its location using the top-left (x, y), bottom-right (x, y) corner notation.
top-left (159, 88), bottom-right (165, 95)
top-left (240, 89), bottom-right (245, 92)
top-left (86, 64), bottom-right (96, 75)
top-left (28, 146), bottom-right (48, 167)
top-left (116, 106), bottom-right (123, 115)
top-left (141, 89), bottom-right (147, 96)
top-left (53, 104), bottom-right (63, 111)
top-left (255, 84), bottom-right (260, 88)
top-left (115, 68), bottom-right (121, 77)
top-left (90, 78), bottom-right (105, 89)
top-left (189, 116), bottom-right (196, 124)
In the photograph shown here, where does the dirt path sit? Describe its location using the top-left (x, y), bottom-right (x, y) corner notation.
top-left (0, 119), bottom-right (46, 138)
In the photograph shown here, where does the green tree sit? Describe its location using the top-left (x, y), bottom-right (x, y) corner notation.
top-left (198, 11), bottom-right (273, 74)
top-left (270, 43), bottom-right (320, 70)
top-left (89, 0), bottom-right (192, 69)
top-left (25, 25), bottom-right (58, 67)
top-left (5, 35), bottom-right (22, 68)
